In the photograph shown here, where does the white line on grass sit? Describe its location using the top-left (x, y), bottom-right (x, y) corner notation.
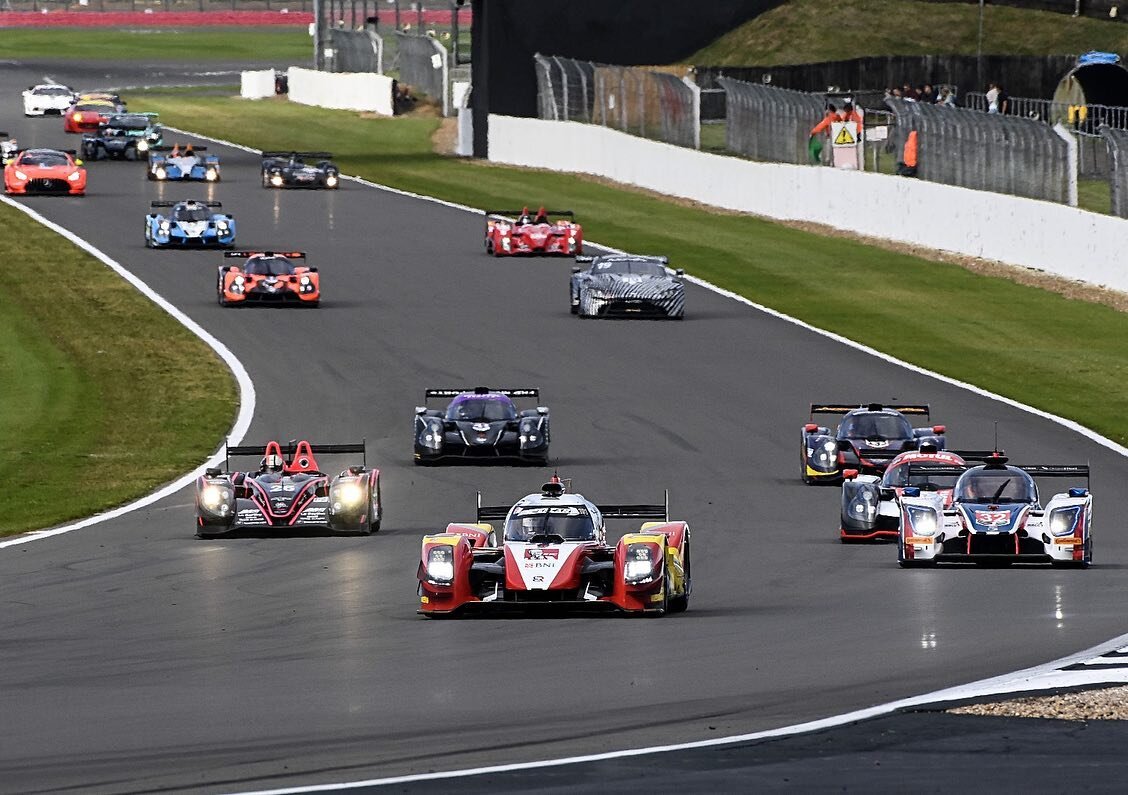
top-left (0, 196), bottom-right (255, 549)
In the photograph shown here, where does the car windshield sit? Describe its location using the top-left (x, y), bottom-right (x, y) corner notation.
top-left (21, 151), bottom-right (69, 167)
top-left (36, 87), bottom-right (72, 96)
top-left (174, 205), bottom-right (211, 222)
top-left (883, 463), bottom-right (960, 490)
top-left (593, 259), bottom-right (667, 277)
top-left (107, 115), bottom-right (150, 130)
top-left (839, 413), bottom-right (913, 440)
top-left (245, 256), bottom-right (295, 276)
top-left (954, 469), bottom-right (1037, 504)
top-left (446, 396), bottom-right (516, 422)
top-left (505, 505), bottom-right (596, 541)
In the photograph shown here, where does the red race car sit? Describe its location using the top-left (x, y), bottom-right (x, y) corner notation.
top-left (217, 250), bottom-right (320, 307)
top-left (484, 206), bottom-right (583, 256)
top-left (4, 148), bottom-right (86, 195)
top-left (63, 99), bottom-right (116, 134)
top-left (417, 476), bottom-right (691, 616)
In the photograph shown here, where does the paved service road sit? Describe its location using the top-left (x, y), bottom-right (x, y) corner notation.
top-left (1, 64), bottom-right (1127, 794)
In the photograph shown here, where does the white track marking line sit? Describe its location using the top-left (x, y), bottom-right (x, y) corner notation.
top-left (152, 127), bottom-right (1128, 792)
top-left (0, 196), bottom-right (255, 548)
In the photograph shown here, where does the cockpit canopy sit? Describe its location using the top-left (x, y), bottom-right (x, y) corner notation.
top-left (504, 504), bottom-right (596, 541)
top-left (954, 467), bottom-right (1038, 504)
top-left (839, 412), bottom-right (912, 440)
top-left (446, 395), bottom-right (516, 422)
top-left (882, 462), bottom-right (960, 490)
top-left (245, 255), bottom-right (296, 276)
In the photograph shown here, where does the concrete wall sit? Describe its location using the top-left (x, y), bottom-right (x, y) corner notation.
top-left (286, 66), bottom-right (394, 116)
top-left (487, 115), bottom-right (1128, 292)
top-left (240, 70), bottom-right (276, 100)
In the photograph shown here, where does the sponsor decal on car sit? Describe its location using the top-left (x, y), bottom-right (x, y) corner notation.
top-left (975, 510), bottom-right (1012, 528)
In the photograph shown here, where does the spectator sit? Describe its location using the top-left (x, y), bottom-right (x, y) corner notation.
top-left (902, 82), bottom-right (920, 101)
top-left (921, 84), bottom-right (936, 103)
top-left (841, 101), bottom-right (863, 129)
top-left (996, 83), bottom-right (1010, 115)
top-left (937, 85), bottom-right (956, 107)
top-left (986, 82), bottom-right (1000, 113)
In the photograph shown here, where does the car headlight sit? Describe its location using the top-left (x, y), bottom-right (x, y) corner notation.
top-left (216, 220), bottom-right (229, 232)
top-left (905, 505), bottom-right (938, 537)
top-left (200, 484), bottom-right (230, 509)
top-left (205, 168), bottom-right (218, 181)
top-left (137, 140), bottom-right (149, 152)
top-left (425, 546), bottom-right (455, 585)
top-left (74, 112), bottom-right (84, 122)
top-left (155, 166), bottom-right (166, 179)
top-left (851, 489), bottom-right (877, 517)
top-left (422, 421), bottom-right (444, 448)
top-left (14, 170), bottom-right (27, 181)
top-left (623, 542), bottom-right (661, 584)
top-left (159, 222), bottom-right (170, 234)
top-left (501, 238), bottom-right (511, 250)
top-left (67, 171), bottom-right (81, 182)
top-left (326, 174), bottom-right (338, 186)
top-left (332, 481), bottom-right (364, 510)
top-left (1049, 506), bottom-right (1081, 536)
top-left (271, 174), bottom-right (283, 186)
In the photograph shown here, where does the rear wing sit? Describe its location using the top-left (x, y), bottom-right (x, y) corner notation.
top-left (150, 145), bottom-right (207, 152)
top-left (905, 463), bottom-right (1090, 485)
top-left (425, 387), bottom-right (539, 401)
top-left (13, 148), bottom-right (77, 156)
top-left (150, 200), bottom-right (221, 208)
top-left (485, 209), bottom-right (574, 219)
top-left (261, 150), bottom-right (333, 159)
top-left (224, 440), bottom-right (366, 470)
top-left (810, 403), bottom-right (930, 419)
top-left (225, 250), bottom-right (305, 259)
top-left (475, 491), bottom-right (669, 523)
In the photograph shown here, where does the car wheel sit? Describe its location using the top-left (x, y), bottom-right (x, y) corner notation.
top-left (485, 237), bottom-right (495, 255)
top-left (667, 543), bottom-right (690, 614)
top-left (570, 291), bottom-right (579, 314)
top-left (261, 171), bottom-right (269, 188)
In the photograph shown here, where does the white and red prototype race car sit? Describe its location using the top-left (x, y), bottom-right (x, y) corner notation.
top-left (416, 477), bottom-right (690, 616)
top-left (839, 446), bottom-right (997, 542)
top-left (898, 454), bottom-right (1092, 567)
top-left (483, 206), bottom-right (583, 256)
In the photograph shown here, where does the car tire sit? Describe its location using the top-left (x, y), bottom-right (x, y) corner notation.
top-left (485, 238), bottom-right (494, 255)
top-left (261, 171), bottom-right (269, 188)
top-left (570, 291), bottom-right (579, 314)
top-left (367, 486), bottom-right (382, 534)
top-left (667, 543), bottom-right (690, 614)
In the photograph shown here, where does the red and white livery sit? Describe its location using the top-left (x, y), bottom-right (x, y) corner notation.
top-left (417, 477), bottom-right (690, 616)
top-left (484, 206), bottom-right (583, 257)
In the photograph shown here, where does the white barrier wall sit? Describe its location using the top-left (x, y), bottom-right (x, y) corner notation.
top-left (488, 116), bottom-right (1128, 293)
top-left (287, 67), bottom-right (394, 116)
top-left (240, 70), bottom-right (276, 100)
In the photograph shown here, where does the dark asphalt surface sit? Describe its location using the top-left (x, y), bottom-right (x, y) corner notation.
top-left (2, 61), bottom-right (1127, 794)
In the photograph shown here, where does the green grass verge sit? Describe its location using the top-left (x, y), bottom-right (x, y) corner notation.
top-left (0, 202), bottom-right (237, 536)
top-left (4, 26), bottom-right (310, 61)
top-left (692, 0), bottom-right (1128, 65)
top-left (134, 89), bottom-right (1128, 449)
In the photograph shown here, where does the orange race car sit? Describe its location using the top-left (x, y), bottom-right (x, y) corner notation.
top-left (4, 148), bottom-right (86, 196)
top-left (63, 99), bottom-right (117, 134)
top-left (217, 251), bottom-right (320, 307)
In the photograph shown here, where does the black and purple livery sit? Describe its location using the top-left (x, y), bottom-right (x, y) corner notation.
top-left (414, 387), bottom-right (550, 465)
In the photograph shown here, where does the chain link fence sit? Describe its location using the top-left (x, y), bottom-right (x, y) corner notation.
top-left (886, 98), bottom-right (1073, 204)
top-left (326, 27), bottom-right (383, 74)
top-left (719, 78), bottom-right (826, 165)
top-left (395, 31), bottom-right (450, 115)
top-left (533, 54), bottom-right (700, 149)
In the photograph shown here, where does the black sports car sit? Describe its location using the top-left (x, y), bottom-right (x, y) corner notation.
top-left (194, 439), bottom-right (381, 537)
top-left (801, 403), bottom-right (948, 484)
top-left (570, 254), bottom-right (685, 318)
top-left (81, 113), bottom-right (162, 161)
top-left (414, 387), bottom-right (550, 465)
top-left (261, 151), bottom-right (340, 189)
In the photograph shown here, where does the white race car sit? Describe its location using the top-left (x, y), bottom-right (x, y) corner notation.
top-left (899, 455), bottom-right (1092, 567)
top-left (23, 83), bottom-right (77, 117)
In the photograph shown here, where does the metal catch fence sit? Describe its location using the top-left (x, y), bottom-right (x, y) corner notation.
top-left (326, 28), bottom-right (383, 74)
top-left (395, 31), bottom-right (450, 115)
top-left (1101, 126), bottom-right (1128, 218)
top-left (719, 78), bottom-right (826, 165)
top-left (886, 98), bottom-right (1073, 204)
top-left (533, 54), bottom-right (700, 149)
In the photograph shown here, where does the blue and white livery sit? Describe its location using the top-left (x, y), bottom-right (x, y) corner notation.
top-left (145, 200), bottom-right (235, 248)
top-left (147, 145), bottom-right (220, 182)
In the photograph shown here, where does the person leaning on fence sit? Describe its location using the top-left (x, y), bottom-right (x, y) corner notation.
top-left (896, 130), bottom-right (918, 178)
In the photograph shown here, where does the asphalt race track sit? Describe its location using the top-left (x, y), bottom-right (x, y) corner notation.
top-left (3, 63), bottom-right (1128, 794)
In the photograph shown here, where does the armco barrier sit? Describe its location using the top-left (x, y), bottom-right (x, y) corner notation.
top-left (241, 70), bottom-right (276, 100)
top-left (487, 115), bottom-right (1128, 293)
top-left (286, 66), bottom-right (393, 116)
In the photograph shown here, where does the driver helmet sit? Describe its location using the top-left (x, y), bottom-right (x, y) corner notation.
top-left (520, 516), bottom-right (541, 539)
top-left (260, 453), bottom-right (284, 473)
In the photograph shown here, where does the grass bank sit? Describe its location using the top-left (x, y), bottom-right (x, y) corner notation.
top-left (3, 26), bottom-right (309, 61)
top-left (0, 202), bottom-right (237, 536)
top-left (692, 0), bottom-right (1128, 65)
top-left (134, 89), bottom-right (1128, 447)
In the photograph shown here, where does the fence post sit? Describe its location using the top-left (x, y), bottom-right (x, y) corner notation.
top-left (1053, 122), bottom-right (1079, 207)
top-left (683, 76), bottom-right (701, 150)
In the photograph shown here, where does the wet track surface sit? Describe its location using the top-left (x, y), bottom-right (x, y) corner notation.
top-left (2, 63), bottom-right (1127, 793)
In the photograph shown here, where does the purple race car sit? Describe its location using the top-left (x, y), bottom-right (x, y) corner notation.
top-left (413, 387), bottom-right (550, 465)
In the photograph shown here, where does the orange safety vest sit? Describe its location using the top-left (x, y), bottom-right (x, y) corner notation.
top-left (903, 130), bottom-right (918, 168)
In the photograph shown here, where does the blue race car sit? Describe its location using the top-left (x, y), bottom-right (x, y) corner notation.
top-left (145, 200), bottom-right (235, 248)
top-left (147, 144), bottom-right (220, 182)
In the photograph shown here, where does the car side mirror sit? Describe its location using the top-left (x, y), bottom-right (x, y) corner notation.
top-left (675, 268), bottom-right (685, 276)
top-left (415, 406), bottom-right (427, 415)
top-left (536, 406), bottom-right (549, 415)
top-left (205, 467), bottom-right (222, 477)
top-left (234, 484), bottom-right (251, 498)
top-left (902, 487), bottom-right (921, 498)
top-left (803, 423), bottom-right (818, 433)
top-left (879, 488), bottom-right (896, 501)
top-left (74, 159), bottom-right (83, 166)
top-left (315, 484), bottom-right (329, 497)
top-left (837, 440), bottom-right (852, 452)
top-left (571, 267), bottom-right (581, 274)
top-left (842, 469), bottom-right (859, 480)
top-left (932, 425), bottom-right (946, 434)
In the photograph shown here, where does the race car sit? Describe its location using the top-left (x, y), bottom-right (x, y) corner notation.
top-left (75, 92), bottom-right (126, 111)
top-left (148, 145), bottom-right (221, 182)
top-left (217, 250), bottom-right (319, 306)
top-left (145, 200), bottom-right (235, 248)
top-left (801, 403), bottom-right (947, 484)
top-left (0, 132), bottom-right (17, 164)
top-left (898, 454), bottom-right (1092, 567)
top-left (260, 151), bottom-right (340, 189)
top-left (570, 253), bottom-right (686, 318)
top-left (484, 206), bottom-right (582, 256)
top-left (194, 439), bottom-right (381, 537)
top-left (63, 99), bottom-right (117, 134)
top-left (81, 113), bottom-right (163, 160)
top-left (839, 446), bottom-right (998, 542)
top-left (413, 387), bottom-right (550, 465)
top-left (22, 83), bottom-right (76, 116)
top-left (4, 148), bottom-right (86, 196)
top-left (416, 476), bottom-right (690, 616)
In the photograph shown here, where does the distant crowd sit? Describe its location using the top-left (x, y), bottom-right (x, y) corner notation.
top-left (884, 83), bottom-right (957, 107)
